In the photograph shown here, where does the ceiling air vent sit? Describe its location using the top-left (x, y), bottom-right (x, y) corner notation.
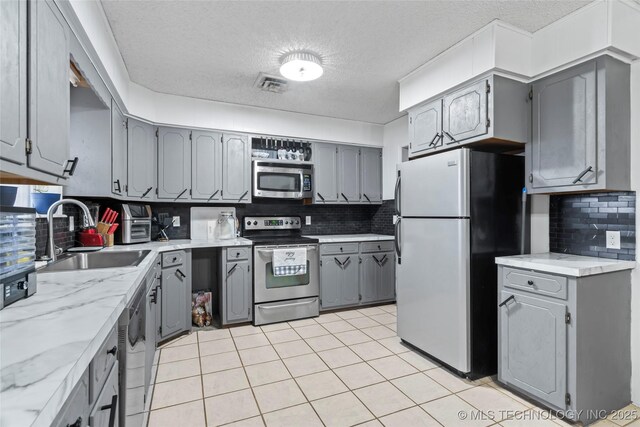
top-left (254, 73), bottom-right (288, 94)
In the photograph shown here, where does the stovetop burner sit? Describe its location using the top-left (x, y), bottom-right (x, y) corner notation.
top-left (242, 216), bottom-right (318, 246)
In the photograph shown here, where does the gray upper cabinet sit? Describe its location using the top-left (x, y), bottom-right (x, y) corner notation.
top-left (222, 133), bottom-right (251, 203)
top-left (408, 75), bottom-right (528, 159)
top-left (0, 0), bottom-right (27, 165)
top-left (27, 0), bottom-right (71, 178)
top-left (157, 127), bottom-right (190, 200)
top-left (111, 100), bottom-right (127, 196)
top-left (526, 56), bottom-right (630, 194)
top-left (191, 130), bottom-right (223, 201)
top-left (224, 260), bottom-right (251, 324)
top-left (408, 99), bottom-right (442, 157)
top-left (442, 79), bottom-right (488, 145)
top-left (313, 143), bottom-right (339, 203)
top-left (338, 146), bottom-right (360, 203)
top-left (499, 290), bottom-right (567, 408)
top-left (360, 147), bottom-right (382, 203)
top-left (127, 119), bottom-right (156, 199)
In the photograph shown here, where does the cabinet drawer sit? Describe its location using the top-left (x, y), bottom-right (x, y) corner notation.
top-left (162, 250), bottom-right (185, 268)
top-left (52, 369), bottom-right (90, 427)
top-left (227, 247), bottom-right (250, 261)
top-left (360, 241), bottom-right (394, 253)
top-left (502, 267), bottom-right (567, 300)
top-left (320, 243), bottom-right (359, 255)
top-left (89, 362), bottom-right (119, 427)
top-left (89, 325), bottom-right (118, 406)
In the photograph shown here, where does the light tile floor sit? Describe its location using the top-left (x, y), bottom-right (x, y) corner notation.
top-left (147, 304), bottom-right (640, 427)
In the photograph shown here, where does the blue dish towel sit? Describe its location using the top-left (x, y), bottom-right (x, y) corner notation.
top-left (273, 247), bottom-right (307, 276)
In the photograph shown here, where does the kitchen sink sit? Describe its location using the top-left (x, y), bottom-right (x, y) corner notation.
top-left (41, 250), bottom-right (151, 273)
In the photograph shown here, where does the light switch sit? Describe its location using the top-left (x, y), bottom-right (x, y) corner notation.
top-left (173, 216), bottom-right (181, 227)
top-left (392, 215), bottom-right (398, 224)
top-left (69, 216), bottom-right (74, 232)
top-left (306, 216), bottom-right (311, 225)
top-left (606, 230), bottom-right (621, 250)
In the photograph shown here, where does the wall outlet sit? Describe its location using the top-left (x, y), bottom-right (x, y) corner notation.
top-left (69, 216), bottom-right (75, 232)
top-left (606, 230), bottom-right (621, 250)
top-left (173, 216), bottom-right (181, 227)
top-left (306, 216), bottom-right (311, 225)
top-left (392, 215), bottom-right (398, 224)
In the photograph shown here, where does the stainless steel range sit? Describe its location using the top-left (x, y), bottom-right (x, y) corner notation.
top-left (243, 216), bottom-right (319, 325)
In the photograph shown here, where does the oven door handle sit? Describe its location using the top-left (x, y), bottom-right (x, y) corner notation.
top-left (258, 298), bottom-right (318, 310)
top-left (257, 247), bottom-right (317, 254)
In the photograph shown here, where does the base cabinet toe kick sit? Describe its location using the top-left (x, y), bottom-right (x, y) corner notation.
top-left (497, 265), bottom-right (632, 424)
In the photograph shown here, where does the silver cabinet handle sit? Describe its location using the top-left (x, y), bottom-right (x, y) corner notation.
top-left (572, 166), bottom-right (593, 184)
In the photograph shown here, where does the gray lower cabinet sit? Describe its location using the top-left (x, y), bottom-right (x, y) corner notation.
top-left (157, 127), bottom-right (191, 200)
top-left (360, 251), bottom-right (395, 303)
top-left (313, 143), bottom-right (339, 203)
top-left (338, 146), bottom-right (360, 203)
top-left (320, 254), bottom-right (359, 309)
top-left (222, 249), bottom-right (252, 324)
top-left (160, 251), bottom-right (190, 340)
top-left (89, 362), bottom-right (119, 427)
top-left (0, 0), bottom-right (27, 165)
top-left (360, 148), bottom-right (382, 203)
top-left (53, 369), bottom-right (90, 427)
top-left (222, 134), bottom-right (251, 202)
top-left (191, 130), bottom-right (223, 201)
top-left (498, 265), bottom-right (631, 424)
top-left (145, 258), bottom-right (161, 393)
top-left (111, 100), bottom-right (127, 196)
top-left (27, 0), bottom-right (71, 178)
top-left (526, 55), bottom-right (630, 194)
top-left (408, 99), bottom-right (442, 157)
top-left (127, 119), bottom-right (157, 199)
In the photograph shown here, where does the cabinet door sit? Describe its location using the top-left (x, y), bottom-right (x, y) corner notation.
top-left (89, 362), bottom-right (119, 427)
top-left (314, 143), bottom-right (339, 203)
top-left (222, 134), bottom-right (250, 202)
top-left (224, 260), bottom-right (251, 323)
top-left (320, 256), bottom-right (341, 309)
top-left (409, 99), bottom-right (442, 156)
top-left (359, 255), bottom-right (378, 303)
top-left (111, 100), bottom-right (127, 196)
top-left (157, 127), bottom-right (190, 200)
top-left (0, 0), bottom-right (27, 165)
top-left (191, 130), bottom-right (222, 201)
top-left (338, 255), bottom-right (360, 306)
top-left (377, 252), bottom-right (395, 301)
top-left (360, 147), bottom-right (382, 203)
top-left (338, 146), bottom-right (360, 203)
top-left (27, 0), bottom-right (71, 177)
top-left (530, 61), bottom-right (597, 189)
top-left (442, 79), bottom-right (488, 144)
top-left (161, 266), bottom-right (188, 339)
top-left (145, 276), bottom-right (158, 393)
top-left (127, 119), bottom-right (156, 199)
top-left (499, 290), bottom-right (567, 409)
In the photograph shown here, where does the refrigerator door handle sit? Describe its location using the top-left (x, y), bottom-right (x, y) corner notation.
top-left (394, 218), bottom-right (402, 259)
top-left (394, 174), bottom-right (401, 215)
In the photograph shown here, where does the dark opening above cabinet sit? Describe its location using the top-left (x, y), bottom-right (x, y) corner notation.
top-left (526, 55), bottom-right (630, 194)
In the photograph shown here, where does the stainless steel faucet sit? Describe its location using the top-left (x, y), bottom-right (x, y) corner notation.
top-left (46, 199), bottom-right (96, 262)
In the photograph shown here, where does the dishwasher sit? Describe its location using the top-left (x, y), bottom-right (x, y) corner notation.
top-left (118, 283), bottom-right (146, 427)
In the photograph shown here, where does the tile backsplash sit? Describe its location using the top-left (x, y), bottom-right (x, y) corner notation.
top-left (549, 192), bottom-right (636, 260)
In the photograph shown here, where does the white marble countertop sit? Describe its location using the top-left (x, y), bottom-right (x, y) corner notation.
top-left (303, 234), bottom-right (394, 243)
top-left (495, 253), bottom-right (637, 277)
top-left (0, 238), bottom-right (250, 427)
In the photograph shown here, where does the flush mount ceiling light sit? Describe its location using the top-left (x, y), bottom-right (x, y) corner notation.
top-left (279, 51), bottom-right (323, 82)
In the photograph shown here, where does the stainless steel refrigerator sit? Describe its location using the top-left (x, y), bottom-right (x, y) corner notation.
top-left (394, 148), bottom-right (525, 378)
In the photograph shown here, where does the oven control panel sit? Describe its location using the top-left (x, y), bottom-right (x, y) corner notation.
top-left (244, 216), bottom-right (301, 230)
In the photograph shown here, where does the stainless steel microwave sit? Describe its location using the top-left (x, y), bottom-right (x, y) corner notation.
top-left (252, 160), bottom-right (314, 199)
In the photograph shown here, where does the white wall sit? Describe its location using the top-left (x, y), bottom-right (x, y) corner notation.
top-left (630, 60), bottom-right (640, 405)
top-left (382, 116), bottom-right (408, 200)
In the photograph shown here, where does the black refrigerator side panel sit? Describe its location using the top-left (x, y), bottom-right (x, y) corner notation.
top-left (468, 151), bottom-right (525, 378)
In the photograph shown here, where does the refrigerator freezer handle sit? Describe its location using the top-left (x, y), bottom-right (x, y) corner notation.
top-left (394, 218), bottom-right (402, 260)
top-left (394, 174), bottom-right (401, 215)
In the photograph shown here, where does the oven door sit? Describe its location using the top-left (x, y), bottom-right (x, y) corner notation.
top-left (254, 244), bottom-right (319, 303)
top-left (253, 165), bottom-right (313, 199)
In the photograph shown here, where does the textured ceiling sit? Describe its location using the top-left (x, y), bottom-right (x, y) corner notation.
top-left (101, 0), bottom-right (591, 124)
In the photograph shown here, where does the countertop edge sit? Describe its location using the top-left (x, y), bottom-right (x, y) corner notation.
top-left (495, 254), bottom-right (637, 277)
